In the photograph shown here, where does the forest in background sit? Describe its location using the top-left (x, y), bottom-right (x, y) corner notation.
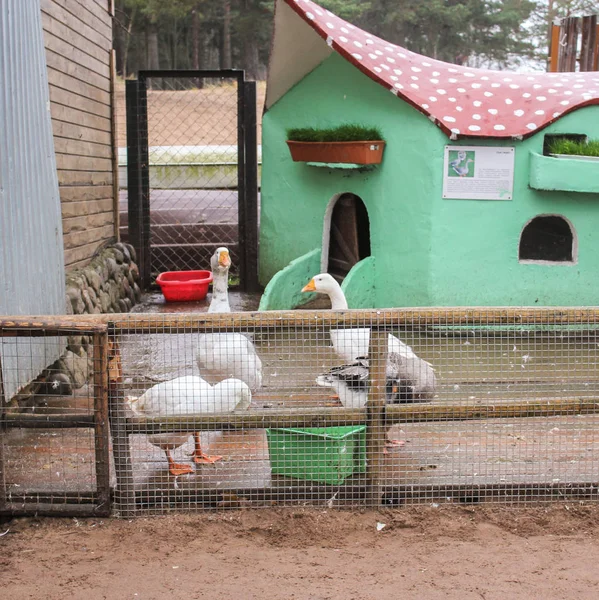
top-left (113, 0), bottom-right (599, 79)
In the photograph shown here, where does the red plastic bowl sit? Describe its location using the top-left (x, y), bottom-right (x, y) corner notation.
top-left (156, 270), bottom-right (213, 302)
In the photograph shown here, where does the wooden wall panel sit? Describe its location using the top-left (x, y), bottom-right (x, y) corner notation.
top-left (42, 0), bottom-right (116, 272)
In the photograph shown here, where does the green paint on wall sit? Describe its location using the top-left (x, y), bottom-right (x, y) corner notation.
top-left (259, 248), bottom-right (321, 310)
top-left (341, 257), bottom-right (376, 308)
top-left (261, 52), bottom-right (599, 307)
top-left (529, 152), bottom-right (599, 193)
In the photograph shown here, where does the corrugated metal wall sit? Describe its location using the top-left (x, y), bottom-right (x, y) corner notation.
top-left (0, 0), bottom-right (66, 400)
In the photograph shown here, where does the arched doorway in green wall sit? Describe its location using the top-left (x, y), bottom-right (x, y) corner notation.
top-left (322, 193), bottom-right (371, 282)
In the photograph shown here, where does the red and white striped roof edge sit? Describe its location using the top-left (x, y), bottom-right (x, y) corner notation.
top-left (275, 0), bottom-right (599, 139)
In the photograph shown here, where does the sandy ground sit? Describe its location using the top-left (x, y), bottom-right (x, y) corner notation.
top-left (3, 505), bottom-right (599, 599)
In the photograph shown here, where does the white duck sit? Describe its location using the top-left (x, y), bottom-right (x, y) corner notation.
top-left (197, 247), bottom-right (262, 391)
top-left (127, 375), bottom-right (252, 476)
top-left (302, 273), bottom-right (436, 400)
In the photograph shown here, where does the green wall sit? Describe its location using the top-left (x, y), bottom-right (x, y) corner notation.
top-left (260, 52), bottom-right (599, 307)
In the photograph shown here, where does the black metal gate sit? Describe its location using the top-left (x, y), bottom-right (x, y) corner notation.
top-left (124, 70), bottom-right (259, 292)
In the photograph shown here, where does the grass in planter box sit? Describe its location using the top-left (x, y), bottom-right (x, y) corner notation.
top-left (548, 138), bottom-right (599, 157)
top-left (286, 124), bottom-right (384, 142)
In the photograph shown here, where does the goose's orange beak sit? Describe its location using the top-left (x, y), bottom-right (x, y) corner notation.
top-left (218, 250), bottom-right (231, 268)
top-left (302, 278), bottom-right (316, 293)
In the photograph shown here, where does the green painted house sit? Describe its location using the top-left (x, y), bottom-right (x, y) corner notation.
top-left (259, 0), bottom-right (599, 310)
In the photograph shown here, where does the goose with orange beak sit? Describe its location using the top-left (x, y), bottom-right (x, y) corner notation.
top-left (208, 247), bottom-right (232, 313)
top-left (197, 247), bottom-right (262, 391)
top-left (302, 273), bottom-right (436, 400)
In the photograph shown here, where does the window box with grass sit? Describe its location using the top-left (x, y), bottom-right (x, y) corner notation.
top-left (548, 137), bottom-right (599, 162)
top-left (529, 137), bottom-right (599, 194)
top-left (286, 125), bottom-right (385, 166)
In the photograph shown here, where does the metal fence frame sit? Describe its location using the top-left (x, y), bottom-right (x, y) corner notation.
top-left (125, 69), bottom-right (259, 292)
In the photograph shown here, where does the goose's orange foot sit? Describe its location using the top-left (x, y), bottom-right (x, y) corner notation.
top-left (193, 452), bottom-right (223, 464)
top-left (165, 451), bottom-right (194, 476)
top-left (168, 463), bottom-right (194, 476)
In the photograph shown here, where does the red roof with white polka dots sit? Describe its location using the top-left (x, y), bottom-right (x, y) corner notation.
top-left (284, 0), bottom-right (599, 139)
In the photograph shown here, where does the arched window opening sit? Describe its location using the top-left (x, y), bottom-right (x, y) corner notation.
top-left (519, 215), bottom-right (574, 263)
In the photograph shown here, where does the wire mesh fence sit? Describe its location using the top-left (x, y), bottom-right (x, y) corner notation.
top-left (0, 325), bottom-right (110, 516)
top-left (123, 71), bottom-right (260, 288)
top-left (144, 75), bottom-right (241, 277)
top-left (2, 309), bottom-right (599, 516)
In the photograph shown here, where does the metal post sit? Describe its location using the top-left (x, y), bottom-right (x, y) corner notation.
top-left (242, 80), bottom-right (260, 292)
top-left (126, 78), bottom-right (151, 290)
top-left (366, 330), bottom-right (388, 507)
top-left (237, 73), bottom-right (247, 290)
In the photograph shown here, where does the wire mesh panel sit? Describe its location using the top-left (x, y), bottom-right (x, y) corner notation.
top-left (0, 326), bottom-right (110, 517)
top-left (102, 309), bottom-right (599, 515)
top-left (124, 71), bottom-right (258, 286)
top-left (2, 310), bottom-right (599, 516)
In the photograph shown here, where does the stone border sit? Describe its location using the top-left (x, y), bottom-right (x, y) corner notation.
top-left (15, 242), bottom-right (141, 408)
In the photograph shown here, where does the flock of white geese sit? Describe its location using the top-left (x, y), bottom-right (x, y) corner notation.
top-left (128, 247), bottom-right (436, 476)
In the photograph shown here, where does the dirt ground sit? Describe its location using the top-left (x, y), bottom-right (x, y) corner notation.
top-left (3, 505), bottom-right (599, 599)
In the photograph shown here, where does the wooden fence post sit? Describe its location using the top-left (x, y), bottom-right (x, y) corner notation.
top-left (93, 332), bottom-right (112, 516)
top-left (107, 326), bottom-right (136, 517)
top-left (0, 355), bottom-right (6, 513)
top-left (366, 329), bottom-right (388, 507)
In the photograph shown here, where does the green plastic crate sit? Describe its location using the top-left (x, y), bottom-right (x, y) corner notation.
top-left (266, 425), bottom-right (366, 485)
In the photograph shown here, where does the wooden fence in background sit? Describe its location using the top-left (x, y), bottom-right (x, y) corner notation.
top-left (550, 15), bottom-right (599, 72)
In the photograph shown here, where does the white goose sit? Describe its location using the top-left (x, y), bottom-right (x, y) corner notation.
top-left (302, 273), bottom-right (436, 400)
top-left (127, 375), bottom-right (252, 476)
top-left (197, 248), bottom-right (262, 391)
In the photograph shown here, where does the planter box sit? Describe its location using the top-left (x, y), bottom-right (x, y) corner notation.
top-left (550, 153), bottom-right (599, 162)
top-left (266, 425), bottom-right (366, 485)
top-left (529, 152), bottom-right (599, 194)
top-left (286, 140), bottom-right (385, 165)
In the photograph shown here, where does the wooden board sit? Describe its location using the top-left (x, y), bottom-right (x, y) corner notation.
top-left (41, 10), bottom-right (111, 64)
top-left (50, 103), bottom-right (111, 137)
top-left (63, 224), bottom-right (114, 250)
top-left (45, 50), bottom-right (110, 97)
top-left (62, 212), bottom-right (114, 235)
top-left (43, 31), bottom-right (110, 80)
top-left (53, 137), bottom-right (112, 160)
top-left (61, 198), bottom-right (113, 219)
top-left (42, 0), bottom-right (112, 43)
top-left (52, 117), bottom-right (112, 147)
top-left (41, 0), bottom-right (111, 50)
top-left (47, 67), bottom-right (111, 106)
top-left (56, 170), bottom-right (113, 187)
top-left (60, 185), bottom-right (113, 203)
top-left (55, 153), bottom-right (113, 173)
